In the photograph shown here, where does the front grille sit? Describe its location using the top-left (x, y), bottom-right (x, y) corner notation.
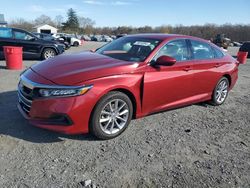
top-left (18, 79), bottom-right (34, 115)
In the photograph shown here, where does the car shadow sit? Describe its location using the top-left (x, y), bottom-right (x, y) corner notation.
top-left (0, 90), bottom-right (212, 143)
top-left (0, 90), bottom-right (96, 143)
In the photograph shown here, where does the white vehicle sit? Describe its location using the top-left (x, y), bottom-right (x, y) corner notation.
top-left (102, 35), bottom-right (113, 42)
top-left (52, 33), bottom-right (82, 47)
top-left (67, 34), bottom-right (82, 46)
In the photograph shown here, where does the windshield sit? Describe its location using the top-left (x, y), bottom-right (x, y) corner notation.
top-left (96, 37), bottom-right (161, 62)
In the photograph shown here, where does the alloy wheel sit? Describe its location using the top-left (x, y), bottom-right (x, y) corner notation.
top-left (215, 80), bottom-right (229, 103)
top-left (99, 99), bottom-right (129, 135)
top-left (44, 49), bottom-right (56, 59)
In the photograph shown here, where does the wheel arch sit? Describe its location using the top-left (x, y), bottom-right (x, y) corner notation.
top-left (88, 87), bottom-right (138, 136)
top-left (222, 74), bottom-right (232, 86)
top-left (90, 87), bottom-right (138, 121)
top-left (41, 46), bottom-right (58, 56)
top-left (109, 88), bottom-right (137, 119)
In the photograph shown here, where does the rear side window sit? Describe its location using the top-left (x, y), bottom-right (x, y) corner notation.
top-left (190, 40), bottom-right (215, 60)
top-left (0, 28), bottom-right (12, 38)
top-left (213, 47), bottom-right (224, 58)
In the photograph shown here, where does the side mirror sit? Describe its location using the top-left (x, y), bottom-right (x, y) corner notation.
top-left (237, 51), bottom-right (248, 64)
top-left (155, 55), bottom-right (176, 66)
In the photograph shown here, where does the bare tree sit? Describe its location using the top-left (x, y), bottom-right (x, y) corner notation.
top-left (7, 15), bottom-right (250, 42)
top-left (54, 15), bottom-right (64, 28)
top-left (34, 15), bottom-right (55, 26)
top-left (9, 18), bottom-right (34, 31)
top-left (78, 16), bottom-right (95, 29)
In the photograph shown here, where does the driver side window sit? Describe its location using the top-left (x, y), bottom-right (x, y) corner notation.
top-left (153, 40), bottom-right (189, 62)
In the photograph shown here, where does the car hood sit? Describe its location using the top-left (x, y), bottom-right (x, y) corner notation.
top-left (31, 52), bottom-right (139, 85)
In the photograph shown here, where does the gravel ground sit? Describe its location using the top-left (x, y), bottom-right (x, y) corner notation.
top-left (0, 44), bottom-right (249, 188)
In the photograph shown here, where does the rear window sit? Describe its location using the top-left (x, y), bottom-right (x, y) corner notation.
top-left (0, 28), bottom-right (12, 38)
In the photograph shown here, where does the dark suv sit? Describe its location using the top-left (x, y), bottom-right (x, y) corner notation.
top-left (239, 42), bottom-right (250, 58)
top-left (0, 27), bottom-right (64, 60)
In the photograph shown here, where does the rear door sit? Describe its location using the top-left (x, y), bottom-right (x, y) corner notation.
top-left (188, 39), bottom-right (225, 96)
top-left (0, 28), bottom-right (14, 58)
top-left (13, 29), bottom-right (42, 58)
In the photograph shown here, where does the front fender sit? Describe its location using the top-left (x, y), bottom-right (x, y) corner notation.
top-left (83, 73), bottom-right (144, 118)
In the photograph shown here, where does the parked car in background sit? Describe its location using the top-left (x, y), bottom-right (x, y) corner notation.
top-left (213, 34), bottom-right (231, 49)
top-left (81, 35), bottom-right (91, 41)
top-left (53, 33), bottom-right (82, 46)
top-left (102, 35), bottom-right (113, 42)
top-left (239, 42), bottom-right (250, 58)
top-left (91, 35), bottom-right (102, 42)
top-left (18, 34), bottom-right (240, 139)
top-left (233, 42), bottom-right (242, 47)
top-left (0, 27), bottom-right (64, 60)
top-left (33, 32), bottom-right (71, 50)
top-left (67, 34), bottom-right (82, 46)
top-left (110, 35), bottom-right (117, 40)
top-left (116, 34), bottom-right (127, 39)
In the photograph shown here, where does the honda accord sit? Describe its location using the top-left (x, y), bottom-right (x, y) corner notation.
top-left (18, 34), bottom-right (240, 139)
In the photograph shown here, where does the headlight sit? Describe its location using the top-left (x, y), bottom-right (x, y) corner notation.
top-left (38, 85), bottom-right (93, 98)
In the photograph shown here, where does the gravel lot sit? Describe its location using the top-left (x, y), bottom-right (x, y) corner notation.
top-left (0, 43), bottom-right (249, 188)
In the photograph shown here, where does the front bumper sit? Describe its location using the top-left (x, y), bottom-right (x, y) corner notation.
top-left (17, 71), bottom-right (96, 134)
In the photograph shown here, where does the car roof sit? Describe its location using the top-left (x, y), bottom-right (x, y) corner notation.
top-left (125, 33), bottom-right (206, 41)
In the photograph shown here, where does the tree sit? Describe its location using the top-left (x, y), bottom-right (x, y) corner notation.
top-left (62, 8), bottom-right (79, 32)
top-left (54, 15), bottom-right (64, 28)
top-left (9, 18), bottom-right (34, 31)
top-left (78, 16), bottom-right (95, 29)
top-left (34, 15), bottom-right (54, 26)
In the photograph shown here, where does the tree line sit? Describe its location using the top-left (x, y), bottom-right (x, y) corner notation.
top-left (8, 8), bottom-right (250, 42)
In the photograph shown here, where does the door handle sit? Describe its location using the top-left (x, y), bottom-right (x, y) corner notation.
top-left (183, 66), bottom-right (192, 71)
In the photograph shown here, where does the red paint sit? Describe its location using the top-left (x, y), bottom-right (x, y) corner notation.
top-left (4, 46), bottom-right (23, 70)
top-left (18, 34), bottom-right (239, 134)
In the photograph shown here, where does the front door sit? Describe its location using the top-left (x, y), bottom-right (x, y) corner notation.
top-left (143, 39), bottom-right (194, 115)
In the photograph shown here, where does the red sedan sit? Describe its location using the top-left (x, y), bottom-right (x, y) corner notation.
top-left (18, 34), bottom-right (240, 139)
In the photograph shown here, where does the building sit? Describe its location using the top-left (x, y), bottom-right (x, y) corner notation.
top-left (34, 24), bottom-right (58, 34)
top-left (0, 14), bottom-right (7, 27)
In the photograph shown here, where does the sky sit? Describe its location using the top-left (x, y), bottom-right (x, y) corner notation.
top-left (1, 0), bottom-right (250, 27)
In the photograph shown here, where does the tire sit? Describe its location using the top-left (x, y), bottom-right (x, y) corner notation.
top-left (210, 77), bottom-right (229, 106)
top-left (73, 41), bottom-right (79, 47)
top-left (42, 48), bottom-right (56, 60)
top-left (90, 91), bottom-right (133, 140)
